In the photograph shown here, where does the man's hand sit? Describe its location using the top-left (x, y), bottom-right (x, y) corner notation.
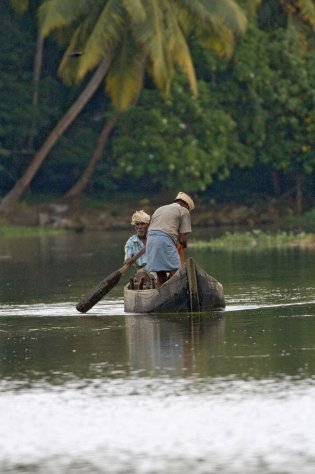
top-left (178, 232), bottom-right (188, 248)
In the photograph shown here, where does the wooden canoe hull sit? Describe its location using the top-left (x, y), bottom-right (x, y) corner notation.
top-left (124, 257), bottom-right (225, 314)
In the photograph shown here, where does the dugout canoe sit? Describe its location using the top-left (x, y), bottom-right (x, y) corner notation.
top-left (124, 257), bottom-right (225, 313)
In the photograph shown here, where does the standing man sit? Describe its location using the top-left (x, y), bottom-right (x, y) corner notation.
top-left (124, 210), bottom-right (150, 270)
top-left (146, 192), bottom-right (195, 287)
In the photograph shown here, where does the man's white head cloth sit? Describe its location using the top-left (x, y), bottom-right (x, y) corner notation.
top-left (175, 192), bottom-right (195, 211)
top-left (131, 210), bottom-right (151, 225)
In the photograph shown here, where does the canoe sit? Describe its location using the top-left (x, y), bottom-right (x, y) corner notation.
top-left (124, 257), bottom-right (225, 313)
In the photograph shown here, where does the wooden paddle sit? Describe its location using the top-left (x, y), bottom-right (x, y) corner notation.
top-left (76, 247), bottom-right (146, 313)
top-left (177, 243), bottom-right (185, 265)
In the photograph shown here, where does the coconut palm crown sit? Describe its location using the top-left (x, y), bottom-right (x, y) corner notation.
top-left (39, 0), bottom-right (247, 110)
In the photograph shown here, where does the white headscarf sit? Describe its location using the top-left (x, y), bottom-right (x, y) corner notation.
top-left (131, 210), bottom-right (150, 225)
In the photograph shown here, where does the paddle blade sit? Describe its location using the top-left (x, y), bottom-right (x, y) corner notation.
top-left (76, 270), bottom-right (122, 313)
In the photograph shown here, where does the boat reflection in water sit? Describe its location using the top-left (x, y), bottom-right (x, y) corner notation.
top-left (125, 312), bottom-right (225, 375)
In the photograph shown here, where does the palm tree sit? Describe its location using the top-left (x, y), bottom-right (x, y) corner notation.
top-left (10, 0), bottom-right (44, 151)
top-left (0, 0), bottom-right (247, 212)
top-left (64, 113), bottom-right (118, 197)
top-left (65, 0), bottom-right (249, 197)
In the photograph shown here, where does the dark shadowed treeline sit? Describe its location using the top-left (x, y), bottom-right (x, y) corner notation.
top-left (0, 0), bottom-right (314, 215)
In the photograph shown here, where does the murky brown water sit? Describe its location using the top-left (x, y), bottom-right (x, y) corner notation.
top-left (0, 231), bottom-right (315, 473)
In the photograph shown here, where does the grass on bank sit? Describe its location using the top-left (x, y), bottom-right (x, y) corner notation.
top-left (190, 230), bottom-right (315, 250)
top-left (0, 226), bottom-right (64, 238)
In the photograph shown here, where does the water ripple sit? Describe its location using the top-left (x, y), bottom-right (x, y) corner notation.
top-left (0, 300), bottom-right (125, 317)
top-left (0, 377), bottom-right (315, 474)
top-left (0, 297), bottom-right (314, 318)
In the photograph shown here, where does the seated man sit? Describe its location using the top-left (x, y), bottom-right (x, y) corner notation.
top-left (124, 210), bottom-right (150, 270)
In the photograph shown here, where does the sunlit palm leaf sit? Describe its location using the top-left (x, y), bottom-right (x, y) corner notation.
top-left (297, 0), bottom-right (315, 29)
top-left (58, 27), bottom-right (90, 84)
top-left (39, 0), bottom-right (94, 36)
top-left (165, 5), bottom-right (198, 95)
top-left (172, 0), bottom-right (245, 60)
top-left (197, 28), bottom-right (234, 58)
top-left (105, 34), bottom-right (146, 110)
top-left (203, 0), bottom-right (248, 33)
top-left (122, 0), bottom-right (146, 22)
top-left (57, 6), bottom-right (106, 83)
top-left (132, 0), bottom-right (171, 95)
top-left (173, 0), bottom-right (247, 34)
top-left (76, 1), bottom-right (125, 80)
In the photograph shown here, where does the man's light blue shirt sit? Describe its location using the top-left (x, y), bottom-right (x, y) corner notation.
top-left (124, 234), bottom-right (147, 269)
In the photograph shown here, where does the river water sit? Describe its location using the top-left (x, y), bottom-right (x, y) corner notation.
top-left (0, 231), bottom-right (315, 474)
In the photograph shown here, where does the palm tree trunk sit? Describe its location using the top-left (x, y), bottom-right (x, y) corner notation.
top-left (0, 56), bottom-right (111, 213)
top-left (27, 30), bottom-right (44, 151)
top-left (296, 174), bottom-right (304, 215)
top-left (271, 170), bottom-right (281, 196)
top-left (65, 115), bottom-right (118, 198)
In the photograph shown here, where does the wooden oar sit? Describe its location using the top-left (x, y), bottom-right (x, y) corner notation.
top-left (76, 247), bottom-right (146, 313)
top-left (177, 243), bottom-right (185, 265)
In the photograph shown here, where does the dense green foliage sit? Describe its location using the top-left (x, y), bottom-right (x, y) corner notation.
top-left (109, 81), bottom-right (251, 193)
top-left (0, 0), bottom-right (314, 212)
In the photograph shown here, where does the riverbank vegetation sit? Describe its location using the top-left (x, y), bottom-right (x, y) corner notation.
top-left (190, 230), bottom-right (315, 250)
top-left (0, 1), bottom-right (315, 221)
top-left (0, 226), bottom-right (63, 238)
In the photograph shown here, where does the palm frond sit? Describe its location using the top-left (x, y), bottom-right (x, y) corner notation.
top-left (197, 28), bottom-right (234, 58)
top-left (122, 0), bottom-right (146, 23)
top-left (131, 0), bottom-right (172, 95)
top-left (173, 0), bottom-right (244, 59)
top-left (174, 0), bottom-right (247, 34)
top-left (165, 4), bottom-right (198, 94)
top-left (39, 0), bottom-right (93, 36)
top-left (58, 28), bottom-right (87, 84)
top-left (76, 0), bottom-right (126, 80)
top-left (105, 35), bottom-right (146, 110)
top-left (297, 0), bottom-right (315, 29)
top-left (204, 0), bottom-right (248, 33)
top-left (55, 4), bottom-right (104, 83)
